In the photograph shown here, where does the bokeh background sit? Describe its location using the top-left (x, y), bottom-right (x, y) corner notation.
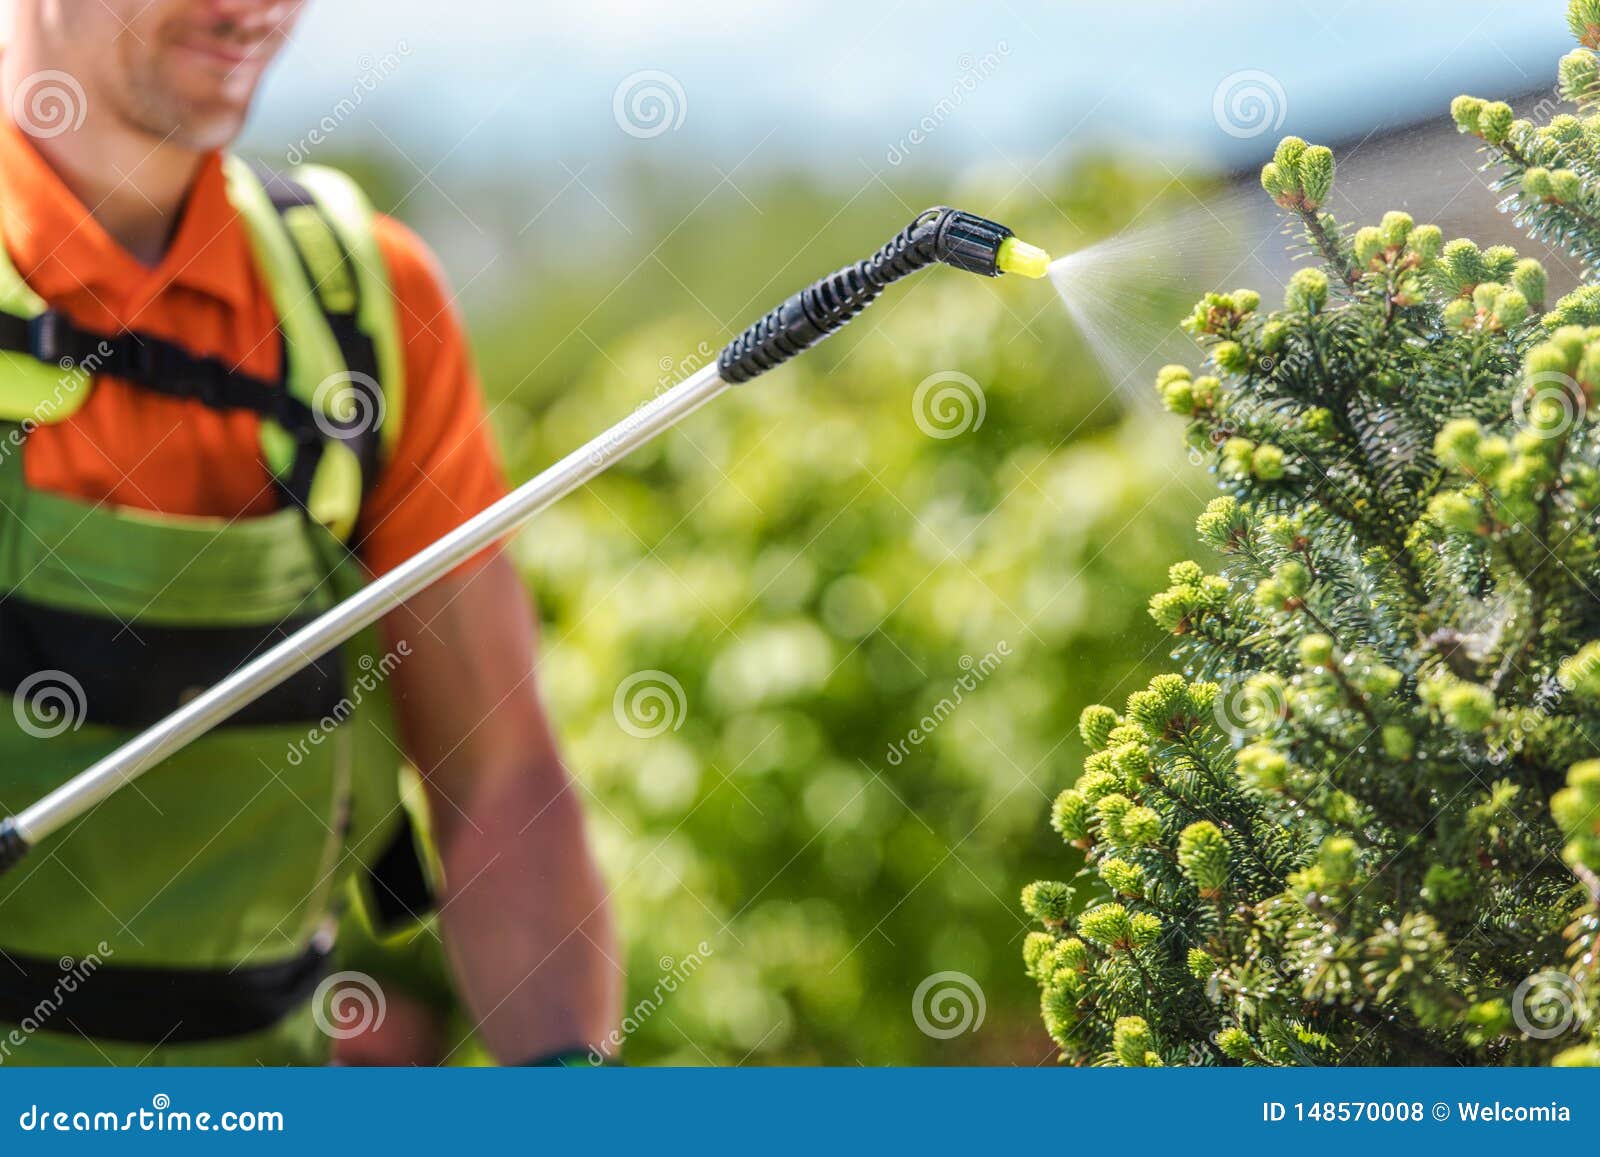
top-left (226, 0), bottom-right (1571, 1063)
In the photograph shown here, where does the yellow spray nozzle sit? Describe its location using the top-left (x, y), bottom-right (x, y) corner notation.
top-left (996, 235), bottom-right (1051, 279)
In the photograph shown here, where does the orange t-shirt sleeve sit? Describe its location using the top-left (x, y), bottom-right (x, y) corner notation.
top-left (356, 215), bottom-right (509, 578)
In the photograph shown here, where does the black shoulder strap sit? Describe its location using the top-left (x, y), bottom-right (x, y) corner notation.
top-left (0, 310), bottom-right (320, 441)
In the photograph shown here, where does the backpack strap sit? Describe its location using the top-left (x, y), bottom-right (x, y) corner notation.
top-left (248, 161), bottom-right (406, 465)
top-left (0, 308), bottom-right (323, 437)
top-left (222, 157), bottom-right (404, 541)
top-left (0, 264), bottom-right (332, 489)
top-left (243, 165), bottom-right (437, 931)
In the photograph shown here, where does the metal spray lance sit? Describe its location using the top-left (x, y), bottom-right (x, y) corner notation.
top-left (0, 206), bottom-right (1050, 869)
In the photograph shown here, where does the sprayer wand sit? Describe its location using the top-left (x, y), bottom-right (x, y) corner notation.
top-left (0, 207), bottom-right (1049, 873)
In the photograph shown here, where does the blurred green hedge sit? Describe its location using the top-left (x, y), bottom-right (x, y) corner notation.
top-left (384, 156), bottom-right (1216, 1063)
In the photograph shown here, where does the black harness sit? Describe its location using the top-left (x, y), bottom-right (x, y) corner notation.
top-left (0, 165), bottom-right (386, 513)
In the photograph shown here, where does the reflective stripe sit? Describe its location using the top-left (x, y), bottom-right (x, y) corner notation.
top-left (282, 205), bottom-right (359, 313)
top-left (228, 159), bottom-right (407, 539)
top-left (221, 157), bottom-right (346, 419)
top-left (0, 438), bottom-right (338, 626)
top-left (222, 157), bottom-right (365, 535)
top-left (289, 164), bottom-right (407, 458)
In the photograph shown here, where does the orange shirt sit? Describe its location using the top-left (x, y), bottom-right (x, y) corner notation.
top-left (0, 117), bottom-right (508, 578)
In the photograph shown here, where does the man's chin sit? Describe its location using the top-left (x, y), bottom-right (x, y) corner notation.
top-left (125, 98), bottom-right (250, 153)
top-left (170, 110), bottom-right (250, 153)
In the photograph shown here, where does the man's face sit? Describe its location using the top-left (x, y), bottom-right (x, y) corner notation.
top-left (33, 0), bottom-right (305, 149)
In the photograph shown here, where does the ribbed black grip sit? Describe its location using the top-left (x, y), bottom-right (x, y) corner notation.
top-left (717, 207), bottom-right (1011, 385)
top-left (0, 817), bottom-right (29, 873)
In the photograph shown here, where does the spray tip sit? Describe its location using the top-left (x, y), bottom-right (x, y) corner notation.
top-left (997, 236), bottom-right (1051, 279)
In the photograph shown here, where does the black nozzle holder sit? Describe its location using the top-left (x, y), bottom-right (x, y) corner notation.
top-left (717, 207), bottom-right (1014, 384)
top-left (0, 818), bottom-right (28, 872)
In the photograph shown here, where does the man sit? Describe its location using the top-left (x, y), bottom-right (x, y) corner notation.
top-left (0, 0), bottom-right (620, 1065)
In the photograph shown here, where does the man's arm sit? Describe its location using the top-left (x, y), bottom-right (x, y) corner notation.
top-left (382, 551), bottom-right (621, 1063)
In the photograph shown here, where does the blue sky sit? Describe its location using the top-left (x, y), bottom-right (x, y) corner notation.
top-left (245, 0), bottom-right (1570, 176)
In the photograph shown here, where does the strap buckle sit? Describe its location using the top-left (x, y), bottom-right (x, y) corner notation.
top-left (26, 311), bottom-right (65, 366)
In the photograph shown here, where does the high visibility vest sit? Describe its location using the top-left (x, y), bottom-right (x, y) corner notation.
top-left (0, 159), bottom-right (433, 1065)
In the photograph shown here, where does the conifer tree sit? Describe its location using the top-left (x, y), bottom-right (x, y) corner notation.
top-left (1024, 2), bottom-right (1600, 1066)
